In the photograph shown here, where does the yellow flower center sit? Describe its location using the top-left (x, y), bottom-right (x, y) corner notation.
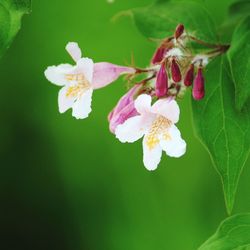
top-left (65, 74), bottom-right (91, 98)
top-left (146, 116), bottom-right (172, 150)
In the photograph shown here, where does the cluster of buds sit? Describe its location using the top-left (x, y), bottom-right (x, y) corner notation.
top-left (150, 24), bottom-right (216, 101)
top-left (44, 24), bottom-right (229, 170)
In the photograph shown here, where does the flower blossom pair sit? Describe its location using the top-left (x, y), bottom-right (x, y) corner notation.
top-left (44, 41), bottom-right (187, 170)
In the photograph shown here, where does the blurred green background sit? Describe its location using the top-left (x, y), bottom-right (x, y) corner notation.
top-left (0, 0), bottom-right (250, 249)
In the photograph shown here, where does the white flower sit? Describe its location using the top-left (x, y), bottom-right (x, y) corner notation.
top-left (115, 94), bottom-right (186, 170)
top-left (165, 48), bottom-right (183, 58)
top-left (192, 54), bottom-right (209, 67)
top-left (44, 42), bottom-right (135, 119)
top-left (45, 42), bottom-right (94, 119)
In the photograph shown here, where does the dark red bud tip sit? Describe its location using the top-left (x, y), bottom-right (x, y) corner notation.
top-left (184, 64), bottom-right (194, 87)
top-left (192, 68), bottom-right (205, 100)
top-left (175, 24), bottom-right (185, 39)
top-left (171, 59), bottom-right (182, 83)
top-left (155, 62), bottom-right (168, 98)
top-left (151, 46), bottom-right (166, 65)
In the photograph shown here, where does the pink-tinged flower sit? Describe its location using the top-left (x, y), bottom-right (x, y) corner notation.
top-left (44, 42), bottom-right (135, 119)
top-left (184, 64), bottom-right (194, 87)
top-left (155, 62), bottom-right (168, 98)
top-left (171, 58), bottom-right (182, 83)
top-left (193, 68), bottom-right (205, 100)
top-left (108, 84), bottom-right (141, 133)
top-left (115, 94), bottom-right (186, 170)
top-left (92, 63), bottom-right (135, 89)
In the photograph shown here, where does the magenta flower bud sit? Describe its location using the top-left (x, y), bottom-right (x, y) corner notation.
top-left (155, 62), bottom-right (168, 98)
top-left (171, 59), bottom-right (182, 83)
top-left (108, 84), bottom-right (141, 133)
top-left (184, 64), bottom-right (194, 87)
top-left (175, 24), bottom-right (185, 39)
top-left (151, 46), bottom-right (166, 65)
top-left (192, 68), bottom-right (205, 100)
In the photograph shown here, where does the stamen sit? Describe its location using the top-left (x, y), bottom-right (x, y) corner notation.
top-left (65, 74), bottom-right (91, 98)
top-left (146, 116), bottom-right (172, 150)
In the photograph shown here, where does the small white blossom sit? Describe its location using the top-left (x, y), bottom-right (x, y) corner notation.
top-left (165, 48), bottom-right (183, 58)
top-left (115, 94), bottom-right (186, 170)
top-left (192, 54), bottom-right (209, 67)
top-left (44, 42), bottom-right (135, 119)
top-left (45, 42), bottom-right (94, 119)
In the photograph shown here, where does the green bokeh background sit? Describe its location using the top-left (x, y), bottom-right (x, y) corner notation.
top-left (0, 0), bottom-right (250, 249)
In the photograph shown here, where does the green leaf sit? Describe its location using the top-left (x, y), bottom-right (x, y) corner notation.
top-left (228, 15), bottom-right (250, 110)
top-left (219, 0), bottom-right (250, 43)
top-left (154, 0), bottom-right (169, 3)
top-left (0, 0), bottom-right (31, 58)
top-left (131, 0), bottom-right (217, 42)
top-left (228, 0), bottom-right (250, 20)
top-left (192, 55), bottom-right (250, 214)
top-left (199, 213), bottom-right (250, 250)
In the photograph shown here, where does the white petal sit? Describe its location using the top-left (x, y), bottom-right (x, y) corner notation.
top-left (115, 115), bottom-right (147, 143)
top-left (192, 54), bottom-right (209, 67)
top-left (66, 42), bottom-right (82, 62)
top-left (58, 86), bottom-right (76, 113)
top-left (76, 58), bottom-right (94, 83)
top-left (72, 89), bottom-right (93, 119)
top-left (160, 125), bottom-right (186, 158)
top-left (151, 98), bottom-right (180, 123)
top-left (134, 94), bottom-right (152, 114)
top-left (143, 135), bottom-right (162, 171)
top-left (165, 48), bottom-right (183, 58)
top-left (44, 64), bottom-right (73, 86)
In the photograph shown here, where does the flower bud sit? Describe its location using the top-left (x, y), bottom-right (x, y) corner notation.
top-left (175, 24), bottom-right (185, 39)
top-left (92, 63), bottom-right (136, 89)
top-left (108, 84), bottom-right (141, 133)
top-left (171, 59), bottom-right (182, 83)
top-left (155, 62), bottom-right (168, 97)
top-left (151, 46), bottom-right (166, 65)
top-left (184, 64), bottom-right (194, 86)
top-left (192, 68), bottom-right (205, 100)
top-left (151, 38), bottom-right (174, 65)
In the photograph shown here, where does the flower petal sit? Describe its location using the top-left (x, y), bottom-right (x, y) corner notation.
top-left (66, 42), bottom-right (82, 62)
top-left (115, 115), bottom-right (146, 143)
top-left (108, 84), bottom-right (141, 133)
top-left (165, 48), bottom-right (183, 58)
top-left (143, 135), bottom-right (162, 171)
top-left (151, 98), bottom-right (180, 123)
top-left (76, 58), bottom-right (94, 83)
top-left (44, 64), bottom-right (73, 86)
top-left (72, 89), bottom-right (93, 119)
top-left (109, 84), bottom-right (141, 119)
top-left (134, 94), bottom-right (152, 114)
top-left (58, 86), bottom-right (76, 113)
top-left (160, 125), bottom-right (186, 158)
top-left (109, 102), bottom-right (138, 134)
top-left (92, 62), bottom-right (135, 89)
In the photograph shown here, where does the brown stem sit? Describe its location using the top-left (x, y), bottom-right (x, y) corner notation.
top-left (135, 68), bottom-right (155, 74)
top-left (187, 35), bottom-right (220, 48)
top-left (187, 35), bottom-right (230, 52)
top-left (139, 74), bottom-right (156, 85)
